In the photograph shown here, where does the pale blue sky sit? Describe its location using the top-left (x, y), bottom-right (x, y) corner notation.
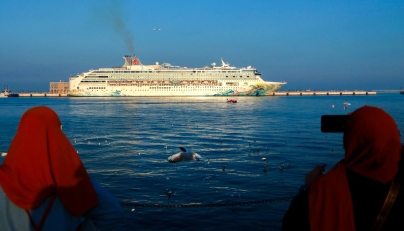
top-left (0, 0), bottom-right (403, 91)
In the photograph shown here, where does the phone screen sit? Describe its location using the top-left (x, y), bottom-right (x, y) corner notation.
top-left (321, 115), bottom-right (349, 133)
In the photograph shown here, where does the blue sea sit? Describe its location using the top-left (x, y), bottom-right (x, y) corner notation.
top-left (0, 93), bottom-right (403, 230)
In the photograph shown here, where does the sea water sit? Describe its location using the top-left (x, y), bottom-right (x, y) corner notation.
top-left (0, 94), bottom-right (403, 230)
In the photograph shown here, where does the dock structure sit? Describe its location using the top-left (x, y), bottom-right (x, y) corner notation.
top-left (13, 91), bottom-right (376, 97)
top-left (272, 91), bottom-right (376, 96)
top-left (18, 93), bottom-right (68, 97)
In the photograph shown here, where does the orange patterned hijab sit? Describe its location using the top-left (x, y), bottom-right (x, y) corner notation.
top-left (0, 106), bottom-right (98, 216)
top-left (309, 106), bottom-right (402, 231)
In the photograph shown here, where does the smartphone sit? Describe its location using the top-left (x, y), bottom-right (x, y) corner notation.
top-left (321, 115), bottom-right (349, 133)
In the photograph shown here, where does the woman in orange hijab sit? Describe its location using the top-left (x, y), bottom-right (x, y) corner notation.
top-left (0, 106), bottom-right (123, 231)
top-left (283, 106), bottom-right (403, 231)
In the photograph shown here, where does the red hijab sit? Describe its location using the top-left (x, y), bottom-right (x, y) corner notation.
top-left (309, 106), bottom-right (402, 231)
top-left (0, 106), bottom-right (98, 216)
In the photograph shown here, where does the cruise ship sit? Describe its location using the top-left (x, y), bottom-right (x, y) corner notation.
top-left (68, 55), bottom-right (286, 97)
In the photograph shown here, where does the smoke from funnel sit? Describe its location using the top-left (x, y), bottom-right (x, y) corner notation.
top-left (94, 2), bottom-right (135, 54)
top-left (111, 16), bottom-right (135, 54)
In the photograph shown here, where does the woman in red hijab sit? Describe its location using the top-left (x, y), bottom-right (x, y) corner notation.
top-left (0, 106), bottom-right (123, 231)
top-left (283, 106), bottom-right (404, 231)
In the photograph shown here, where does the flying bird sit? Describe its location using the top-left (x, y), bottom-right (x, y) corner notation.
top-left (153, 28), bottom-right (162, 31)
top-left (167, 147), bottom-right (202, 163)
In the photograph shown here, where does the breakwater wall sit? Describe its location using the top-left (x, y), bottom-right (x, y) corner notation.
top-left (272, 91), bottom-right (376, 96)
top-left (18, 93), bottom-right (68, 97)
top-left (13, 91), bottom-right (376, 97)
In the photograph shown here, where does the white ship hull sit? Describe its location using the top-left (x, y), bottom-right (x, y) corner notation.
top-left (68, 55), bottom-right (286, 97)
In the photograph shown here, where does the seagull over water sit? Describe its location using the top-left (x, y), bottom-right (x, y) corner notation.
top-left (167, 147), bottom-right (202, 163)
top-left (343, 100), bottom-right (351, 110)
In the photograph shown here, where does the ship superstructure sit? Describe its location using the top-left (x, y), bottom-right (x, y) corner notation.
top-left (68, 55), bottom-right (286, 96)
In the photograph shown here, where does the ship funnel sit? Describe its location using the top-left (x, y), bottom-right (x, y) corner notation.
top-left (123, 55), bottom-right (133, 67)
top-left (132, 55), bottom-right (141, 65)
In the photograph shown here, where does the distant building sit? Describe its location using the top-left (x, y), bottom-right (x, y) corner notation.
top-left (50, 81), bottom-right (69, 94)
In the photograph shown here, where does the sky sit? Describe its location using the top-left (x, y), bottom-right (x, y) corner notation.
top-left (0, 0), bottom-right (403, 92)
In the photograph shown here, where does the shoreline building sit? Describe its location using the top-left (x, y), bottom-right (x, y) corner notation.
top-left (50, 81), bottom-right (69, 94)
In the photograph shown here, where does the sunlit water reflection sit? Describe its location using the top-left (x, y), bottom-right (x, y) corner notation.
top-left (0, 94), bottom-right (403, 230)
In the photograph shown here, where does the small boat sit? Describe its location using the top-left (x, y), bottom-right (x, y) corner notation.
top-left (0, 88), bottom-right (10, 98)
top-left (227, 99), bottom-right (237, 103)
top-left (0, 86), bottom-right (18, 97)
